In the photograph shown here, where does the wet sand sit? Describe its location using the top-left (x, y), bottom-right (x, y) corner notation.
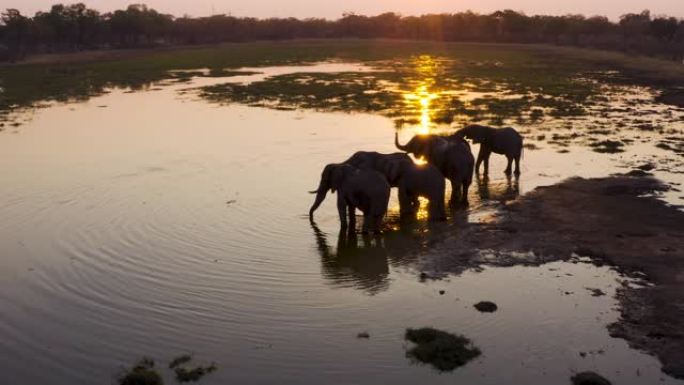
top-left (424, 173), bottom-right (684, 378)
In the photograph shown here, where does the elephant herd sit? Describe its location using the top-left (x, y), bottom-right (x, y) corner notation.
top-left (309, 124), bottom-right (524, 234)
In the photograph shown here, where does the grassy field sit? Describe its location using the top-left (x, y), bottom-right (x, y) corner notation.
top-left (1, 39), bottom-right (683, 128)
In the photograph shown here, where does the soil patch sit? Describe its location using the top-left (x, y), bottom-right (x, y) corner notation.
top-left (423, 174), bottom-right (684, 378)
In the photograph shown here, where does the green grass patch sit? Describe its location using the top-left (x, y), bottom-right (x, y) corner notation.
top-left (2, 40), bottom-right (683, 126)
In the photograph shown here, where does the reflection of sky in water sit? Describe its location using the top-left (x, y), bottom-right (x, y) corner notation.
top-left (0, 63), bottom-right (683, 385)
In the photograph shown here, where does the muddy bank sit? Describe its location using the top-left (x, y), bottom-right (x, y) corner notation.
top-left (424, 174), bottom-right (684, 378)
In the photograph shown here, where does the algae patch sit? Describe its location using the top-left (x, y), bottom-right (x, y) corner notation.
top-left (404, 327), bottom-right (481, 372)
top-left (169, 354), bottom-right (217, 383)
top-left (174, 364), bottom-right (217, 383)
top-left (116, 355), bottom-right (217, 385)
top-left (117, 357), bottom-right (163, 385)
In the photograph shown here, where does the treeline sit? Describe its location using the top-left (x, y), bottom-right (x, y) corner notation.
top-left (1, 3), bottom-right (683, 61)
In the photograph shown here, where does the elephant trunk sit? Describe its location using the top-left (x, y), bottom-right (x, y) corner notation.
top-left (395, 132), bottom-right (409, 151)
top-left (308, 184), bottom-right (329, 220)
top-left (451, 129), bottom-right (466, 139)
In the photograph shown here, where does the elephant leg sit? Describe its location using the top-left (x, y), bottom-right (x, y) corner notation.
top-left (337, 197), bottom-right (348, 229)
top-left (475, 149), bottom-right (484, 174)
top-left (374, 214), bottom-right (383, 233)
top-left (398, 188), bottom-right (412, 218)
top-left (348, 205), bottom-right (356, 229)
top-left (450, 179), bottom-right (462, 205)
top-left (362, 213), bottom-right (371, 234)
top-left (428, 201), bottom-right (445, 221)
top-left (514, 155), bottom-right (521, 175)
top-left (478, 148), bottom-right (491, 175)
top-left (504, 155), bottom-right (513, 175)
top-left (461, 179), bottom-right (470, 205)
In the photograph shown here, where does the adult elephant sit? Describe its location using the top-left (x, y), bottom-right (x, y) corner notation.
top-left (309, 163), bottom-right (390, 234)
top-left (449, 124), bottom-right (523, 176)
top-left (344, 151), bottom-right (446, 221)
top-left (395, 133), bottom-right (474, 206)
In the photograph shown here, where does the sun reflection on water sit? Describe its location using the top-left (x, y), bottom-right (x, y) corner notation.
top-left (415, 197), bottom-right (430, 220)
top-left (403, 55), bottom-right (440, 136)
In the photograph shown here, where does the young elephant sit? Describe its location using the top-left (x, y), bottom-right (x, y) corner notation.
top-left (395, 132), bottom-right (474, 205)
top-left (309, 163), bottom-right (390, 234)
top-left (449, 124), bottom-right (523, 176)
top-left (344, 151), bottom-right (446, 221)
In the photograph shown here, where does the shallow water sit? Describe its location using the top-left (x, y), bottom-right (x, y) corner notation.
top-left (1, 62), bottom-right (683, 384)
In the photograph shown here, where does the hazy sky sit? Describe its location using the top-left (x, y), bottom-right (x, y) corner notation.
top-left (3, 0), bottom-right (683, 20)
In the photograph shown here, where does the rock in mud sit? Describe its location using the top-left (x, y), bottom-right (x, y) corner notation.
top-left (357, 332), bottom-right (370, 339)
top-left (589, 139), bottom-right (624, 153)
top-left (586, 288), bottom-right (606, 297)
top-left (474, 301), bottom-right (498, 312)
top-left (624, 169), bottom-right (652, 177)
top-left (570, 371), bottom-right (611, 385)
top-left (404, 327), bottom-right (481, 372)
top-left (636, 163), bottom-right (656, 171)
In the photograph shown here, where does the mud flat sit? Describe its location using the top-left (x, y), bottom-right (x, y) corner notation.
top-left (424, 173), bottom-right (684, 378)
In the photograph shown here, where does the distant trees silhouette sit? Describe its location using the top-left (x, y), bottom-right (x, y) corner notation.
top-left (1, 3), bottom-right (684, 62)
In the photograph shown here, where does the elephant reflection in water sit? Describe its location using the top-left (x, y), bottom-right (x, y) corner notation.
top-left (311, 223), bottom-right (390, 294)
top-left (476, 174), bottom-right (520, 203)
top-left (310, 221), bottom-right (429, 295)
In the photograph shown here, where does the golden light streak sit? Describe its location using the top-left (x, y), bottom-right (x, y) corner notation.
top-left (402, 55), bottom-right (440, 136)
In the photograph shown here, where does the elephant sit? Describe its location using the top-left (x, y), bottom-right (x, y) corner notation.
top-left (395, 132), bottom-right (474, 206)
top-left (309, 163), bottom-right (390, 234)
top-left (343, 151), bottom-right (446, 221)
top-left (449, 124), bottom-right (523, 176)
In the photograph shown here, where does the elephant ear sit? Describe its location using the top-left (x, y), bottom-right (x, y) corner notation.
top-left (330, 165), bottom-right (346, 193)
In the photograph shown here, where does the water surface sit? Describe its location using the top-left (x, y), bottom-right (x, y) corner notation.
top-left (1, 62), bottom-right (683, 385)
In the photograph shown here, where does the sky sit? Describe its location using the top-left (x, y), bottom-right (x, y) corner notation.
top-left (2, 0), bottom-right (683, 21)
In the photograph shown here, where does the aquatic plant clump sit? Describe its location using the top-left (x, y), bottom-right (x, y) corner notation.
top-left (404, 327), bottom-right (481, 371)
top-left (168, 354), bottom-right (193, 369)
top-left (571, 371), bottom-right (612, 385)
top-left (174, 364), bottom-right (217, 383)
top-left (117, 357), bottom-right (163, 385)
